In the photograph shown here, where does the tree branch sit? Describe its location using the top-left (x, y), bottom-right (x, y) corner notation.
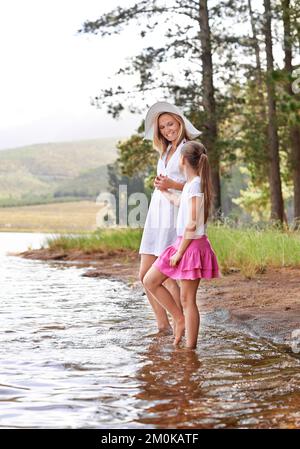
top-left (78, 1), bottom-right (199, 36)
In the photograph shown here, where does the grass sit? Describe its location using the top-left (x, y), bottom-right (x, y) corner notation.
top-left (44, 224), bottom-right (300, 277)
top-left (45, 228), bottom-right (143, 252)
top-left (209, 223), bottom-right (300, 277)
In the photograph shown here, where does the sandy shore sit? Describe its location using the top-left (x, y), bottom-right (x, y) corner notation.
top-left (18, 247), bottom-right (300, 349)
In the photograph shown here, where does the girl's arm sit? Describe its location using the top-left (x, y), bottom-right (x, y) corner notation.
top-left (169, 179), bottom-right (185, 191)
top-left (170, 195), bottom-right (204, 267)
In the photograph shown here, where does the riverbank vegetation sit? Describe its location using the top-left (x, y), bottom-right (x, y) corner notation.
top-left (44, 224), bottom-right (300, 278)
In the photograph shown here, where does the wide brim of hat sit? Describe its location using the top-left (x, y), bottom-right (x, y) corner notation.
top-left (143, 101), bottom-right (201, 141)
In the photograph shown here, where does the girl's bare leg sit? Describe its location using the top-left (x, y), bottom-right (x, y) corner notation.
top-left (139, 254), bottom-right (171, 331)
top-left (144, 267), bottom-right (185, 345)
top-left (164, 278), bottom-right (181, 310)
top-left (180, 279), bottom-right (201, 349)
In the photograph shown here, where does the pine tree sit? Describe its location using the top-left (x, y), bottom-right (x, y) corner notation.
top-left (281, 0), bottom-right (300, 226)
top-left (263, 0), bottom-right (284, 222)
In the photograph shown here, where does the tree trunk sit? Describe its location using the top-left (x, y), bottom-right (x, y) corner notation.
top-left (282, 0), bottom-right (300, 226)
top-left (248, 0), bottom-right (267, 120)
top-left (198, 0), bottom-right (221, 217)
top-left (248, 0), bottom-right (269, 182)
top-left (291, 127), bottom-right (300, 224)
top-left (248, 0), bottom-right (263, 91)
top-left (263, 0), bottom-right (284, 223)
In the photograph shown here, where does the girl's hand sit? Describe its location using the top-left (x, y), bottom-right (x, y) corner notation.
top-left (154, 175), bottom-right (173, 191)
top-left (169, 251), bottom-right (182, 267)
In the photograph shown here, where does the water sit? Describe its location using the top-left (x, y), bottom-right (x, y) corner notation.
top-left (0, 232), bottom-right (299, 428)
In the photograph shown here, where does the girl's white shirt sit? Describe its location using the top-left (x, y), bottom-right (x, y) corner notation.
top-left (176, 176), bottom-right (207, 237)
top-left (139, 138), bottom-right (188, 256)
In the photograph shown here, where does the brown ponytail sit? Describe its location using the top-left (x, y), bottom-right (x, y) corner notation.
top-left (181, 141), bottom-right (213, 224)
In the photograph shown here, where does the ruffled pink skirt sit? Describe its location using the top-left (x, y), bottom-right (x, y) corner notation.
top-left (153, 235), bottom-right (220, 280)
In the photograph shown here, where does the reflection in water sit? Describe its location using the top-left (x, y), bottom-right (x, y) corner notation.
top-left (135, 343), bottom-right (204, 427)
top-left (135, 331), bottom-right (300, 429)
top-left (0, 233), bottom-right (299, 428)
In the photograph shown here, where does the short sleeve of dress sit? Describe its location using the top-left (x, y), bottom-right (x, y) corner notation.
top-left (187, 179), bottom-right (203, 199)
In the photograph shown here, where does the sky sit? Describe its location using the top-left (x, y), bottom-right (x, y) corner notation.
top-left (0, 0), bottom-right (150, 150)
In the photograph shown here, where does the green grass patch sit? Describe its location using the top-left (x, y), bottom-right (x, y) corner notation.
top-left (45, 228), bottom-right (143, 253)
top-left (208, 223), bottom-right (300, 277)
top-left (45, 224), bottom-right (300, 277)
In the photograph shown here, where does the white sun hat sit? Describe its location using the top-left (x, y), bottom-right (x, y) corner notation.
top-left (143, 101), bottom-right (201, 141)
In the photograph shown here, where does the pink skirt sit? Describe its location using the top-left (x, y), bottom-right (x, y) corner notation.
top-left (153, 235), bottom-right (220, 280)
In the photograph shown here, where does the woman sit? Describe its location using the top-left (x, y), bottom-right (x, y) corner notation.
top-left (139, 101), bottom-right (201, 333)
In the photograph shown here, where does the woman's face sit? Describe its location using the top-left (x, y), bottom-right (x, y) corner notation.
top-left (158, 113), bottom-right (180, 142)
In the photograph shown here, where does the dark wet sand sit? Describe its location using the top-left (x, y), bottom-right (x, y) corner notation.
top-left (18, 248), bottom-right (300, 346)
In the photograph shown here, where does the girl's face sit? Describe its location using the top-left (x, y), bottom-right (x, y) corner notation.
top-left (158, 113), bottom-right (180, 142)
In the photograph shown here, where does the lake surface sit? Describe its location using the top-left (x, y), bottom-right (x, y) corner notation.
top-left (0, 232), bottom-right (299, 428)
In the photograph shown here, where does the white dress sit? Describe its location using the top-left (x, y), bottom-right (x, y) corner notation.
top-left (139, 138), bottom-right (188, 256)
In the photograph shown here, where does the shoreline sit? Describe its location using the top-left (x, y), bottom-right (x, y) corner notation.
top-left (17, 247), bottom-right (300, 351)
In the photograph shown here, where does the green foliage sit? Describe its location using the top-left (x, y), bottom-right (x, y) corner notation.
top-left (116, 133), bottom-right (157, 178)
top-left (106, 160), bottom-right (149, 225)
top-left (232, 166), bottom-right (294, 222)
top-left (273, 69), bottom-right (300, 127)
top-left (115, 132), bottom-right (159, 199)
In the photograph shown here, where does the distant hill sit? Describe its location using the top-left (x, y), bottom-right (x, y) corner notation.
top-left (53, 165), bottom-right (109, 199)
top-left (0, 138), bottom-right (122, 206)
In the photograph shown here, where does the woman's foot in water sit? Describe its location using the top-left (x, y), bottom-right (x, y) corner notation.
top-left (157, 318), bottom-right (172, 335)
top-left (146, 325), bottom-right (172, 338)
top-left (158, 326), bottom-right (173, 335)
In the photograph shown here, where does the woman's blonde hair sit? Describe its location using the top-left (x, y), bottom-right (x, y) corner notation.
top-left (152, 112), bottom-right (188, 156)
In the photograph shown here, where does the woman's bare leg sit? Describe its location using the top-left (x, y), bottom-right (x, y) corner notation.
top-left (144, 266), bottom-right (185, 345)
top-left (139, 254), bottom-right (171, 331)
top-left (163, 278), bottom-right (182, 335)
top-left (180, 279), bottom-right (201, 349)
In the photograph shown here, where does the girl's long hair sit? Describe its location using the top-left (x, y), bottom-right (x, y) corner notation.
top-left (152, 112), bottom-right (188, 156)
top-left (181, 141), bottom-right (213, 224)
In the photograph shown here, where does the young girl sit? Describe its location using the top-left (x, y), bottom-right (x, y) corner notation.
top-left (144, 141), bottom-right (220, 349)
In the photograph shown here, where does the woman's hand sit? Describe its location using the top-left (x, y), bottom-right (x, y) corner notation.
top-left (154, 175), bottom-right (173, 191)
top-left (169, 251), bottom-right (182, 267)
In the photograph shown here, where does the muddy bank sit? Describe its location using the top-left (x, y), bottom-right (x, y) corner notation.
top-left (18, 248), bottom-right (300, 348)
